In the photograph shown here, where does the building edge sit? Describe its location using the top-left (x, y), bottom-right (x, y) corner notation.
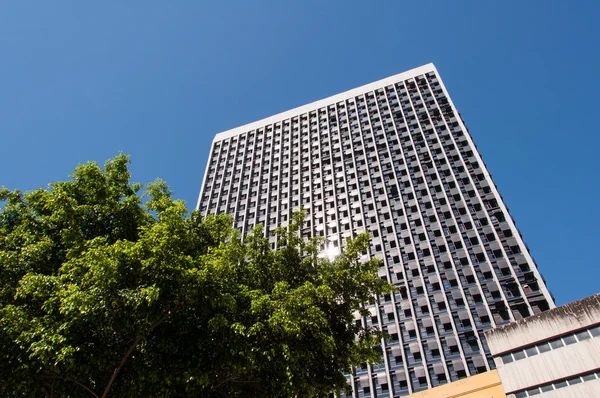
top-left (212, 63), bottom-right (437, 142)
top-left (196, 63), bottom-right (437, 211)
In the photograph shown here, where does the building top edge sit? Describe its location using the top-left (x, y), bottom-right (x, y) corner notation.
top-left (485, 293), bottom-right (600, 339)
top-left (212, 63), bottom-right (437, 142)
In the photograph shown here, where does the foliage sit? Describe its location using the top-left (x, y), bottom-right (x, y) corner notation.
top-left (0, 154), bottom-right (393, 397)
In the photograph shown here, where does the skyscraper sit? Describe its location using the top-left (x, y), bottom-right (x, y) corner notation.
top-left (197, 64), bottom-right (554, 397)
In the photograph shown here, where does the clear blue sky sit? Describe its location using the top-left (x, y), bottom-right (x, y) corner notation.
top-left (1, 1), bottom-right (598, 305)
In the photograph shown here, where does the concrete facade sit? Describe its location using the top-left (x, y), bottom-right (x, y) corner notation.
top-left (197, 64), bottom-right (555, 397)
top-left (485, 293), bottom-right (600, 397)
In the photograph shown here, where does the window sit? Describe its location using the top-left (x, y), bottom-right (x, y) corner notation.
top-left (524, 346), bottom-right (537, 357)
top-left (562, 335), bottom-right (577, 345)
top-left (549, 339), bottom-right (564, 349)
top-left (500, 354), bottom-right (513, 364)
top-left (536, 342), bottom-right (551, 353)
top-left (567, 376), bottom-right (582, 385)
top-left (576, 330), bottom-right (591, 341)
top-left (582, 373), bottom-right (597, 382)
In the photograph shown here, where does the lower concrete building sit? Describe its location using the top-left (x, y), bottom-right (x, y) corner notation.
top-left (485, 293), bottom-right (600, 397)
top-left (406, 369), bottom-right (505, 398)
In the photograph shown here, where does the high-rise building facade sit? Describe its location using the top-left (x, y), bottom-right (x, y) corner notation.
top-left (197, 64), bottom-right (555, 397)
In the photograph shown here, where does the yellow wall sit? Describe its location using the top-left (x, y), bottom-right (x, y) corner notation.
top-left (406, 370), bottom-right (506, 398)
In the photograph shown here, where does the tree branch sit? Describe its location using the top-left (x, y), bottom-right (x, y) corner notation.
top-left (68, 378), bottom-right (99, 398)
top-left (100, 303), bottom-right (182, 398)
top-left (42, 375), bottom-right (98, 398)
top-left (210, 370), bottom-right (260, 393)
top-left (50, 378), bottom-right (57, 398)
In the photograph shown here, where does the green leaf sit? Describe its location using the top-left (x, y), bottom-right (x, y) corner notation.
top-left (0, 154), bottom-right (393, 397)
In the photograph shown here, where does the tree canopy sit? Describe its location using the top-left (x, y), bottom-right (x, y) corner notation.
top-left (0, 154), bottom-right (393, 397)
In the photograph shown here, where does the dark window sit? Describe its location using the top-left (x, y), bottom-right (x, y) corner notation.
top-left (537, 342), bottom-right (551, 353)
top-left (524, 346), bottom-right (537, 357)
top-left (576, 330), bottom-right (590, 342)
top-left (567, 376), bottom-right (582, 385)
top-left (554, 380), bottom-right (568, 389)
top-left (582, 373), bottom-right (597, 382)
top-left (549, 339), bottom-right (564, 349)
top-left (563, 335), bottom-right (577, 346)
top-left (540, 385), bottom-right (554, 392)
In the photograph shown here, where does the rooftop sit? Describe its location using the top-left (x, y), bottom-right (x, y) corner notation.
top-left (213, 63), bottom-right (437, 142)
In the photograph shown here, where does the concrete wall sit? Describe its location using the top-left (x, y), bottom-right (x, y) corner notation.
top-left (484, 293), bottom-right (600, 396)
top-left (497, 337), bottom-right (600, 393)
top-left (485, 294), bottom-right (600, 354)
top-left (538, 379), bottom-right (600, 398)
top-left (406, 370), bottom-right (506, 398)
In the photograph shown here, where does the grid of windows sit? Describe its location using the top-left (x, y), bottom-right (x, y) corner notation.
top-left (509, 369), bottom-right (600, 398)
top-left (197, 64), bottom-right (555, 397)
top-left (500, 324), bottom-right (600, 365)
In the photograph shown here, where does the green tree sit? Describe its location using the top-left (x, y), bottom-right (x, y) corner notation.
top-left (0, 154), bottom-right (393, 397)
